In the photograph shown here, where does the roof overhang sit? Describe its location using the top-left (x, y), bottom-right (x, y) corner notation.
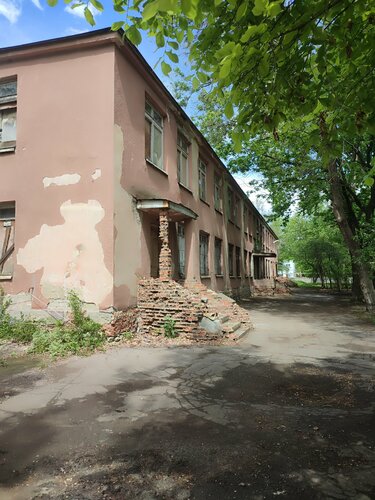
top-left (136, 199), bottom-right (198, 222)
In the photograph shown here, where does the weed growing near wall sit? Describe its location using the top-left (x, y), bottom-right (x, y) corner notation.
top-left (0, 288), bottom-right (104, 357)
top-left (163, 316), bottom-right (178, 338)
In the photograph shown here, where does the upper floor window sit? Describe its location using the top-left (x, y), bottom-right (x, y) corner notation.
top-left (0, 78), bottom-right (17, 152)
top-left (199, 231), bottom-right (209, 276)
top-left (233, 196), bottom-right (240, 225)
top-left (177, 131), bottom-right (189, 187)
top-left (227, 187), bottom-right (233, 220)
top-left (243, 205), bottom-right (248, 233)
top-left (145, 101), bottom-right (163, 169)
top-left (198, 159), bottom-right (207, 201)
top-left (214, 173), bottom-right (222, 211)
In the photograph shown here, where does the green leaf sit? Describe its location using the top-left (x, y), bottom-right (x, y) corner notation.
top-left (259, 57), bottom-right (269, 77)
top-left (235, 2), bottom-right (247, 21)
top-left (252, 0), bottom-right (268, 16)
top-left (267, 1), bottom-right (282, 17)
top-left (219, 58), bottom-right (232, 79)
top-left (181, 0), bottom-right (192, 16)
top-left (197, 71), bottom-right (208, 83)
top-left (89, 0), bottom-right (103, 11)
top-left (126, 25), bottom-right (142, 45)
top-left (142, 0), bottom-right (159, 21)
top-left (84, 6), bottom-right (95, 26)
top-left (156, 32), bottom-right (165, 47)
top-left (364, 177), bottom-right (374, 187)
top-left (161, 61), bottom-right (172, 75)
top-left (224, 101), bottom-right (234, 119)
top-left (47, 0), bottom-right (58, 6)
top-left (192, 77), bottom-right (200, 90)
top-left (111, 21), bottom-right (124, 31)
top-left (168, 41), bottom-right (179, 50)
top-left (166, 51), bottom-right (179, 63)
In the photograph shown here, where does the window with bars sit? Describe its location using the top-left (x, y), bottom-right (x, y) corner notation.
top-left (177, 132), bottom-right (189, 187)
top-left (145, 101), bottom-right (163, 169)
top-left (199, 232), bottom-right (209, 276)
top-left (198, 159), bottom-right (207, 201)
top-left (0, 78), bottom-right (17, 151)
top-left (214, 237), bottom-right (222, 275)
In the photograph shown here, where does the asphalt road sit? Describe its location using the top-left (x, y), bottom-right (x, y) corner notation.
top-left (0, 289), bottom-right (374, 499)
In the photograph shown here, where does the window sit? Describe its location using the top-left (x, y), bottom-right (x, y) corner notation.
top-left (0, 78), bottom-right (17, 151)
top-left (177, 132), bottom-right (189, 187)
top-left (145, 101), bottom-right (163, 169)
top-left (177, 223), bottom-right (185, 278)
top-left (214, 237), bottom-right (222, 275)
top-left (227, 187), bottom-right (233, 220)
top-left (228, 243), bottom-right (234, 276)
top-left (198, 159), bottom-right (207, 201)
top-left (0, 202), bottom-right (15, 279)
top-left (199, 232), bottom-right (209, 276)
top-left (235, 246), bottom-right (241, 277)
top-left (233, 196), bottom-right (239, 225)
top-left (214, 173), bottom-right (222, 211)
top-left (243, 206), bottom-right (248, 233)
top-left (244, 250), bottom-right (248, 276)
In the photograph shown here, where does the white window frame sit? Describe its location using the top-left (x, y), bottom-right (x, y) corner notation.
top-left (198, 159), bottom-right (207, 201)
top-left (177, 131), bottom-right (189, 187)
top-left (0, 78), bottom-right (17, 152)
top-left (145, 101), bottom-right (164, 170)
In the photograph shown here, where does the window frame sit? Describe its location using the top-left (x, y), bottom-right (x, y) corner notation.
top-left (214, 237), bottom-right (222, 276)
top-left (177, 222), bottom-right (186, 279)
top-left (177, 131), bottom-right (189, 188)
top-left (0, 78), bottom-right (17, 152)
top-left (228, 243), bottom-right (234, 277)
top-left (145, 100), bottom-right (164, 170)
top-left (198, 158), bottom-right (207, 202)
top-left (214, 172), bottom-right (222, 212)
top-left (199, 231), bottom-right (209, 276)
top-left (235, 246), bottom-right (241, 278)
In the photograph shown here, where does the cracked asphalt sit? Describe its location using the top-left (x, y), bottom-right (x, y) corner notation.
top-left (0, 289), bottom-right (374, 499)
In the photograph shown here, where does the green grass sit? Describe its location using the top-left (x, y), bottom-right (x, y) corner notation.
top-left (0, 289), bottom-right (105, 358)
top-left (291, 279), bottom-right (322, 289)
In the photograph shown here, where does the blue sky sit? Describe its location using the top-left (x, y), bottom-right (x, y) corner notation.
top-left (0, 0), bottom-right (165, 78)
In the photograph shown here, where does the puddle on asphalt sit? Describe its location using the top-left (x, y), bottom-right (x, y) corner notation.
top-left (0, 355), bottom-right (43, 378)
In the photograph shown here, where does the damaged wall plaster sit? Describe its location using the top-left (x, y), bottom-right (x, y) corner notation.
top-left (43, 173), bottom-right (81, 188)
top-left (92, 169), bottom-right (102, 181)
top-left (17, 200), bottom-right (112, 305)
top-left (114, 124), bottom-right (141, 301)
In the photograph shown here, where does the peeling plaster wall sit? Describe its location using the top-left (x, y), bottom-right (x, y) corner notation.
top-left (113, 124), bottom-right (142, 308)
top-left (0, 44), bottom-right (115, 309)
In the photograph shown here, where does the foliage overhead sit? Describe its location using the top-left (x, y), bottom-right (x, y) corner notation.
top-left (63, 0), bottom-right (375, 164)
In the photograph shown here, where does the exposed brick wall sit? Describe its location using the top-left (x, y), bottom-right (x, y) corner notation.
top-left (158, 210), bottom-right (172, 280)
top-left (138, 278), bottom-right (209, 339)
top-left (138, 278), bottom-right (252, 341)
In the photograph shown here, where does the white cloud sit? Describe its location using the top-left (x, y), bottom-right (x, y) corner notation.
top-left (65, 27), bottom-right (88, 35)
top-left (0, 0), bottom-right (42, 24)
top-left (64, 4), bottom-right (100, 19)
top-left (30, 0), bottom-right (42, 10)
top-left (0, 0), bottom-right (21, 24)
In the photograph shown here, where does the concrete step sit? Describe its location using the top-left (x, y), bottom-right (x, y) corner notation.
top-left (222, 320), bottom-right (241, 333)
top-left (218, 314), bottom-right (229, 324)
top-left (232, 325), bottom-right (251, 341)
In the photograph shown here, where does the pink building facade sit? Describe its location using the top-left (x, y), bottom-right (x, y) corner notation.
top-left (0, 30), bottom-right (277, 316)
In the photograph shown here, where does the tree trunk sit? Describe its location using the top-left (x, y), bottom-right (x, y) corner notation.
top-left (351, 258), bottom-right (363, 302)
top-left (328, 159), bottom-right (375, 312)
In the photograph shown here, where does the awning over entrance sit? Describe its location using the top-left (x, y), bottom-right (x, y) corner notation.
top-left (136, 199), bottom-right (198, 222)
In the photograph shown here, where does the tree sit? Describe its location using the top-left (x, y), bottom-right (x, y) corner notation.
top-left (58, 0), bottom-right (375, 309)
top-left (279, 214), bottom-right (351, 289)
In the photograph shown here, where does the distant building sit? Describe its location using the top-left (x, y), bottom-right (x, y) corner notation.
top-left (0, 29), bottom-right (278, 315)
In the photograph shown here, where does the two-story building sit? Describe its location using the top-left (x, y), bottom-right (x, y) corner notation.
top-left (0, 29), bottom-right (277, 316)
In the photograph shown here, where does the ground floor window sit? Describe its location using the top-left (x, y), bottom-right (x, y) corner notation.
top-left (214, 237), bottom-right (222, 275)
top-left (235, 246), bottom-right (241, 277)
top-left (199, 232), bottom-right (209, 276)
top-left (0, 201), bottom-right (15, 279)
top-left (177, 223), bottom-right (185, 278)
top-left (228, 243), bottom-right (234, 277)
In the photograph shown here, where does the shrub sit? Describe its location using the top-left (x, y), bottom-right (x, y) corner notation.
top-left (163, 316), bottom-right (178, 338)
top-left (31, 291), bottom-right (104, 357)
top-left (122, 331), bottom-right (134, 341)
